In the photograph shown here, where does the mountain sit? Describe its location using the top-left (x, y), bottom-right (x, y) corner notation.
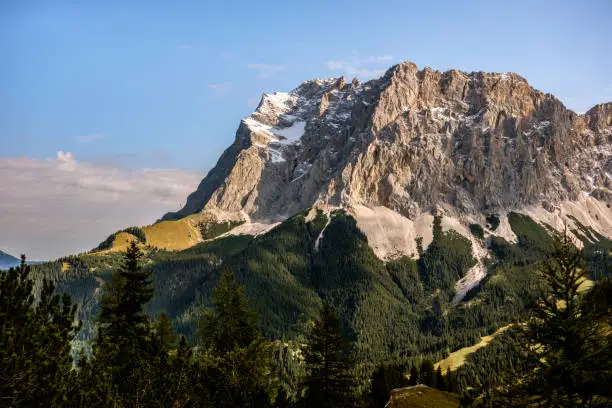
top-left (29, 61), bottom-right (611, 384)
top-left (159, 60), bottom-right (611, 298)
top-left (0, 250), bottom-right (21, 269)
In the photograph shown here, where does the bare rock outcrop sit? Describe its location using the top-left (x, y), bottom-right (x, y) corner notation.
top-left (162, 61), bottom-right (611, 237)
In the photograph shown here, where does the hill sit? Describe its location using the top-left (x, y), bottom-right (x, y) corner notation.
top-left (0, 250), bottom-right (20, 269)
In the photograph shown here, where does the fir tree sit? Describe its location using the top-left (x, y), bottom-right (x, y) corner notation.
top-left (370, 362), bottom-right (408, 407)
top-left (155, 312), bottom-right (178, 352)
top-left (445, 367), bottom-right (458, 393)
top-left (198, 271), bottom-right (276, 408)
top-left (419, 359), bottom-right (435, 386)
top-left (505, 230), bottom-right (612, 407)
top-left (0, 255), bottom-right (80, 407)
top-left (88, 241), bottom-right (157, 406)
top-left (300, 303), bottom-right (358, 408)
top-left (408, 365), bottom-right (419, 385)
top-left (435, 366), bottom-right (445, 391)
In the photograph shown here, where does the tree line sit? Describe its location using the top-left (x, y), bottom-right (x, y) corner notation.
top-left (1, 242), bottom-right (366, 407)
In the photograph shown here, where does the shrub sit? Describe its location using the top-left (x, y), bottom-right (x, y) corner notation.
top-left (469, 224), bottom-right (485, 240)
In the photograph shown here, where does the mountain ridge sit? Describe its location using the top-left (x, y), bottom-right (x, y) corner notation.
top-left (163, 61), bottom-right (611, 222)
top-left (153, 61), bottom-right (611, 298)
top-left (0, 250), bottom-right (20, 269)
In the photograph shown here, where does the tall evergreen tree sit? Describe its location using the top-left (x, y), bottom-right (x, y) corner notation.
top-left (198, 271), bottom-right (276, 408)
top-left (300, 303), bottom-right (358, 408)
top-left (369, 362), bottom-right (408, 407)
top-left (445, 367), bottom-right (458, 393)
top-left (155, 312), bottom-right (178, 352)
top-left (408, 365), bottom-right (419, 386)
top-left (504, 230), bottom-right (612, 407)
top-left (88, 241), bottom-right (157, 406)
top-left (0, 255), bottom-right (80, 407)
top-left (435, 366), bottom-right (445, 391)
top-left (419, 359), bottom-right (435, 387)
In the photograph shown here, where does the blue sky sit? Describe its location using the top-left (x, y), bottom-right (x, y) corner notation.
top-left (2, 0), bottom-right (611, 171)
top-left (1, 0), bottom-right (611, 258)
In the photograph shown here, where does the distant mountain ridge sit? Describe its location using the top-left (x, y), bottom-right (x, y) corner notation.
top-left (0, 250), bottom-right (21, 269)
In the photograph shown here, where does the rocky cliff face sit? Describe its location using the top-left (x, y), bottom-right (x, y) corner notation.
top-left (162, 61), bottom-right (612, 257)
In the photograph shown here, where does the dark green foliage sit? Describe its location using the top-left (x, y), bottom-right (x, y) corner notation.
top-left (74, 242), bottom-right (203, 408)
top-left (198, 272), bottom-right (261, 353)
top-left (454, 329), bottom-right (526, 399)
top-left (436, 367), bottom-right (445, 391)
top-left (408, 365), bottom-right (419, 385)
top-left (0, 256), bottom-right (81, 407)
top-left (386, 257), bottom-right (424, 305)
top-left (500, 231), bottom-right (612, 407)
top-left (197, 271), bottom-right (277, 408)
top-left (507, 212), bottom-right (555, 257)
top-left (485, 214), bottom-right (500, 231)
top-left (369, 362), bottom-right (409, 408)
top-left (566, 214), bottom-right (612, 279)
top-left (419, 216), bottom-right (475, 297)
top-left (38, 209), bottom-right (543, 377)
top-left (92, 226), bottom-right (146, 252)
top-left (469, 224), bottom-right (484, 240)
top-left (86, 241), bottom-right (158, 405)
top-left (8, 208), bottom-right (612, 406)
top-left (419, 360), bottom-right (436, 387)
top-left (155, 312), bottom-right (178, 351)
top-left (421, 298), bottom-right (446, 336)
top-left (415, 236), bottom-right (424, 256)
top-left (445, 367), bottom-right (458, 393)
top-left (301, 303), bottom-right (359, 408)
top-left (24, 208), bottom-right (612, 406)
top-left (488, 236), bottom-right (526, 264)
top-left (198, 220), bottom-right (245, 240)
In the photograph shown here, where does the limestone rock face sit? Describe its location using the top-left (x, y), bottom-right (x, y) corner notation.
top-left (162, 62), bottom-right (611, 226)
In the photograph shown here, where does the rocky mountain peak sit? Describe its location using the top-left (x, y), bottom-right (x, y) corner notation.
top-left (162, 61), bottom-right (611, 264)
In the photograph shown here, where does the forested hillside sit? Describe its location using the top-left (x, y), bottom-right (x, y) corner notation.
top-left (23, 210), bottom-right (611, 369)
top-left (3, 208), bottom-right (611, 406)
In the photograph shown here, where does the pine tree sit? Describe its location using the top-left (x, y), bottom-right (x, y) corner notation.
top-left (419, 360), bottom-right (435, 386)
top-left (370, 362), bottom-right (408, 408)
top-left (198, 271), bottom-right (276, 408)
top-left (435, 366), bottom-right (445, 391)
top-left (505, 230), bottom-right (612, 407)
top-left (169, 335), bottom-right (195, 407)
top-left (445, 367), bottom-right (458, 393)
top-left (199, 271), bottom-right (260, 353)
top-left (301, 303), bottom-right (358, 408)
top-left (408, 365), bottom-right (419, 385)
top-left (88, 241), bottom-right (157, 406)
top-left (0, 255), bottom-right (81, 407)
top-left (155, 312), bottom-right (178, 352)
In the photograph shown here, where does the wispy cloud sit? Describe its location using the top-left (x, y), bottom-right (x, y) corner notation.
top-left (326, 54), bottom-right (393, 79)
top-left (0, 152), bottom-right (202, 259)
top-left (247, 63), bottom-right (286, 79)
top-left (178, 44), bottom-right (193, 50)
top-left (364, 55), bottom-right (393, 63)
top-left (76, 132), bottom-right (104, 144)
top-left (208, 82), bottom-right (232, 95)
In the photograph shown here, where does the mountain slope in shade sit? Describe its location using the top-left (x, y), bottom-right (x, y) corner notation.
top-left (0, 250), bottom-right (21, 269)
top-left (159, 61), bottom-right (611, 299)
